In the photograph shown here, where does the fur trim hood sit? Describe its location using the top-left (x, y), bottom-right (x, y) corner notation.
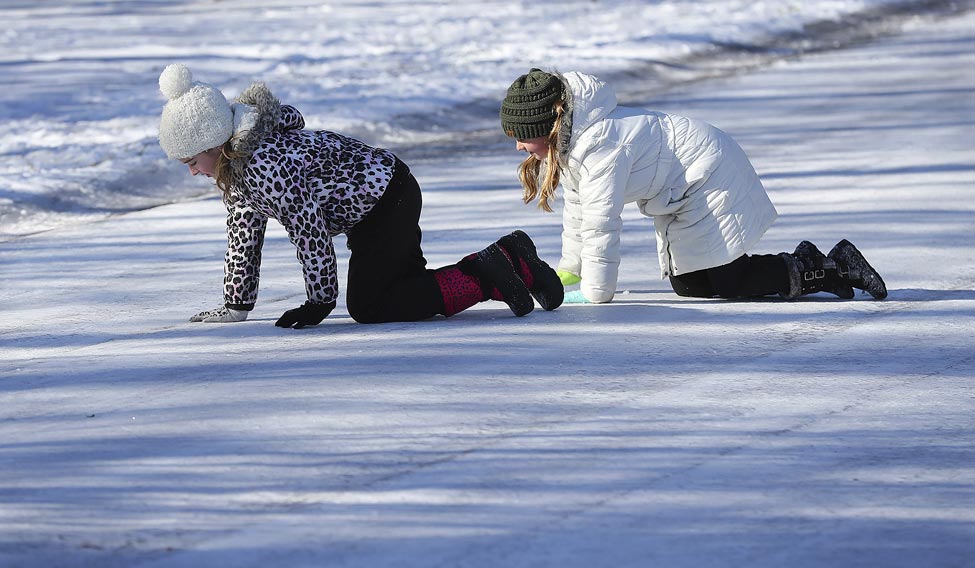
top-left (557, 71), bottom-right (618, 161)
top-left (227, 82), bottom-right (293, 181)
top-left (554, 72), bottom-right (574, 161)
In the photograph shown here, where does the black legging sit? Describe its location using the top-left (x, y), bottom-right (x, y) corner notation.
top-left (344, 160), bottom-right (445, 323)
top-left (669, 253), bottom-right (789, 299)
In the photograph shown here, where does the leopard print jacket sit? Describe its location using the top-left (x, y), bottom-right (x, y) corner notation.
top-left (221, 82), bottom-right (396, 310)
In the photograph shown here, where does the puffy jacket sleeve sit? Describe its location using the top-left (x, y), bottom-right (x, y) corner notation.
top-left (270, 155), bottom-right (339, 306)
top-left (223, 201), bottom-right (268, 310)
top-left (282, 197), bottom-right (338, 306)
top-left (574, 142), bottom-right (633, 303)
top-left (559, 177), bottom-right (583, 278)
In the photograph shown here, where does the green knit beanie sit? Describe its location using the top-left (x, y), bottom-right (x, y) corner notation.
top-left (500, 68), bottom-right (563, 139)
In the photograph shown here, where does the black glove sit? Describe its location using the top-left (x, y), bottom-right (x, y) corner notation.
top-left (275, 301), bottom-right (335, 329)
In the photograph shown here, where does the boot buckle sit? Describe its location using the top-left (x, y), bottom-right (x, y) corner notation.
top-left (803, 269), bottom-right (826, 281)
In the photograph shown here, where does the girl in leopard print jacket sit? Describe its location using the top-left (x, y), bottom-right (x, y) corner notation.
top-left (157, 64), bottom-right (563, 328)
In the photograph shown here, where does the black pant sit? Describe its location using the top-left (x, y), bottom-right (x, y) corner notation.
top-left (669, 253), bottom-right (789, 299)
top-left (344, 160), bottom-right (445, 323)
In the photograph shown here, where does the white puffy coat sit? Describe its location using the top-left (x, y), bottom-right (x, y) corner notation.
top-left (557, 72), bottom-right (778, 303)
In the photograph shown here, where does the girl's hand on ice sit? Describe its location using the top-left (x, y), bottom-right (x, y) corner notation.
top-left (562, 290), bottom-right (591, 304)
top-left (189, 306), bottom-right (249, 323)
top-left (557, 270), bottom-right (581, 286)
top-left (275, 301), bottom-right (335, 329)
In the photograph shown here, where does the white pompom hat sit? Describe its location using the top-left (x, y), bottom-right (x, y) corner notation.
top-left (157, 63), bottom-right (234, 160)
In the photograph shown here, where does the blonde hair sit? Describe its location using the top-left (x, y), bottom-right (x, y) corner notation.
top-left (516, 99), bottom-right (565, 213)
top-left (213, 141), bottom-right (247, 204)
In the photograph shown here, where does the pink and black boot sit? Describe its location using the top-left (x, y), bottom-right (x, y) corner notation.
top-left (434, 242), bottom-right (535, 317)
top-left (496, 230), bottom-right (564, 311)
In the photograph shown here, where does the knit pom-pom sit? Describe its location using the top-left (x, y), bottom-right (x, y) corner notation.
top-left (159, 63), bottom-right (193, 100)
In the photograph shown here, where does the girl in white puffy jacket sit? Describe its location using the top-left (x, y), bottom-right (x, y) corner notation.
top-left (500, 68), bottom-right (887, 303)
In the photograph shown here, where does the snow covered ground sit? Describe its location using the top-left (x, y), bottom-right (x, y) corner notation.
top-left (1, 2), bottom-right (974, 568)
top-left (0, 0), bottom-right (966, 238)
